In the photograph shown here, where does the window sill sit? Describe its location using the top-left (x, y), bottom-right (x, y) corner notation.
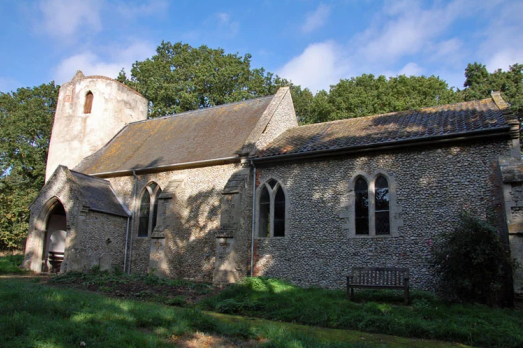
top-left (348, 234), bottom-right (398, 239)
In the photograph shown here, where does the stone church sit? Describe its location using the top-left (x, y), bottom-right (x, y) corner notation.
top-left (22, 71), bottom-right (523, 295)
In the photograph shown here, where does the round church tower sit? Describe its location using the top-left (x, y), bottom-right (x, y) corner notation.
top-left (45, 71), bottom-right (148, 181)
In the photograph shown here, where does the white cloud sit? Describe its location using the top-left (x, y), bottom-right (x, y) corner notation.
top-left (480, 1), bottom-right (523, 71)
top-left (278, 41), bottom-right (349, 92)
top-left (53, 41), bottom-right (155, 84)
top-left (398, 62), bottom-right (424, 76)
top-left (38, 0), bottom-right (103, 41)
top-left (215, 12), bottom-right (239, 37)
top-left (302, 3), bottom-right (331, 33)
top-left (354, 0), bottom-right (467, 62)
top-left (487, 49), bottom-right (523, 72)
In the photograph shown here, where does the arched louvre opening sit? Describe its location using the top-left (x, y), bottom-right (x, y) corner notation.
top-left (375, 175), bottom-right (390, 235)
top-left (84, 91), bottom-right (93, 114)
top-left (355, 177), bottom-right (369, 235)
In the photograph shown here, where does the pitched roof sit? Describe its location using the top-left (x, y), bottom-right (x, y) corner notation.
top-left (70, 170), bottom-right (130, 217)
top-left (252, 97), bottom-right (513, 160)
top-left (76, 96), bottom-right (274, 175)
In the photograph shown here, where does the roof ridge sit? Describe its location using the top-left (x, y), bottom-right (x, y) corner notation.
top-left (128, 94), bottom-right (275, 125)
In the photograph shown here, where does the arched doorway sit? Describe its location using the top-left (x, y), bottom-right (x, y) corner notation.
top-left (42, 201), bottom-right (67, 273)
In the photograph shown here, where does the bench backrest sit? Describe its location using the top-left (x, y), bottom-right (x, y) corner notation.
top-left (350, 267), bottom-right (409, 286)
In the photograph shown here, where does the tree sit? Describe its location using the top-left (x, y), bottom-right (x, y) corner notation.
top-left (118, 41), bottom-right (309, 119)
top-left (432, 213), bottom-right (515, 306)
top-left (464, 62), bottom-right (523, 118)
top-left (308, 74), bottom-right (462, 123)
top-left (0, 82), bottom-right (58, 249)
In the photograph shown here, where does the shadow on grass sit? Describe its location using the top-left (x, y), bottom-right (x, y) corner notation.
top-left (199, 277), bottom-right (523, 348)
top-left (0, 278), bottom-right (386, 348)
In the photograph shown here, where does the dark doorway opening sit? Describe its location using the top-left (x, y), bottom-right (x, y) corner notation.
top-left (42, 202), bottom-right (67, 273)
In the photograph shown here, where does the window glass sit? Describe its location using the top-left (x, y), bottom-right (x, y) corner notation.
top-left (259, 185), bottom-right (270, 237)
top-left (138, 190), bottom-right (150, 237)
top-left (355, 178), bottom-right (369, 235)
top-left (375, 176), bottom-right (390, 235)
top-left (151, 188), bottom-right (161, 233)
top-left (274, 186), bottom-right (285, 237)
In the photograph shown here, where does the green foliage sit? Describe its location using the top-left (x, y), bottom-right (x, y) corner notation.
top-left (0, 279), bottom-right (390, 348)
top-left (431, 213), bottom-right (514, 305)
top-left (0, 254), bottom-right (26, 274)
top-left (200, 277), bottom-right (523, 348)
top-left (463, 62), bottom-right (523, 120)
top-left (302, 74), bottom-right (462, 124)
top-left (119, 41), bottom-right (286, 118)
top-left (0, 82), bottom-right (59, 250)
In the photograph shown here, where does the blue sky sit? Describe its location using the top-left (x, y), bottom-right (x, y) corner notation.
top-left (1, 0), bottom-right (522, 94)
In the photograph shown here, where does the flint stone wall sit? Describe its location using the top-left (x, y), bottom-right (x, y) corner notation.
top-left (23, 167), bottom-right (128, 273)
top-left (106, 162), bottom-right (253, 281)
top-left (253, 139), bottom-right (511, 290)
top-left (65, 211), bottom-right (127, 272)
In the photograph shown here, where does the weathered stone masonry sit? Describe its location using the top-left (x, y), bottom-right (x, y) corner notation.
top-left (253, 139), bottom-right (512, 290)
top-left (105, 163), bottom-right (254, 281)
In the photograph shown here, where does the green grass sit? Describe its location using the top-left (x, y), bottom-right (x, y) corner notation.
top-left (199, 277), bottom-right (523, 348)
top-left (0, 254), bottom-right (26, 274)
top-left (0, 279), bottom-right (391, 348)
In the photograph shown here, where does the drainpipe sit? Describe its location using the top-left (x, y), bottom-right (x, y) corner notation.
top-left (123, 217), bottom-right (130, 273)
top-left (250, 161), bottom-right (257, 276)
top-left (128, 170), bottom-right (138, 274)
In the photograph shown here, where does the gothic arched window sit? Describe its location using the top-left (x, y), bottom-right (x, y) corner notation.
top-left (354, 177), bottom-right (369, 235)
top-left (138, 183), bottom-right (162, 237)
top-left (84, 91), bottom-right (93, 114)
top-left (257, 179), bottom-right (286, 238)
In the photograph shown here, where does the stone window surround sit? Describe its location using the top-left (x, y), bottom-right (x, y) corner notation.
top-left (135, 181), bottom-right (162, 239)
top-left (341, 170), bottom-right (402, 238)
top-left (255, 177), bottom-right (289, 239)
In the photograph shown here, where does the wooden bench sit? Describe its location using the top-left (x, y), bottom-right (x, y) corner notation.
top-left (48, 251), bottom-right (65, 273)
top-left (347, 267), bottom-right (410, 304)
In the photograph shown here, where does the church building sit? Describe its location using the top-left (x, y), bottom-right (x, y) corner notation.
top-left (22, 71), bottom-right (523, 295)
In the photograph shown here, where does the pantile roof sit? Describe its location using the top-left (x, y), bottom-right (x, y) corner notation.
top-left (252, 97), bottom-right (513, 160)
top-left (76, 96), bottom-right (274, 174)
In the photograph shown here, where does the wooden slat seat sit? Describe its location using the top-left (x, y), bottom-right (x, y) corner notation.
top-left (347, 267), bottom-right (410, 304)
top-left (48, 251), bottom-right (65, 273)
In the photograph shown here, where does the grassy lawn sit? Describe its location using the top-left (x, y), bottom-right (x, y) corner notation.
top-left (0, 278), bottom-right (460, 348)
top-left (1, 255), bottom-right (521, 348)
top-left (0, 254), bottom-right (26, 274)
top-left (199, 277), bottom-right (523, 348)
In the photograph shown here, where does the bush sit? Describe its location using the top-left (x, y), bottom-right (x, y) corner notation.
top-left (432, 213), bottom-right (514, 305)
